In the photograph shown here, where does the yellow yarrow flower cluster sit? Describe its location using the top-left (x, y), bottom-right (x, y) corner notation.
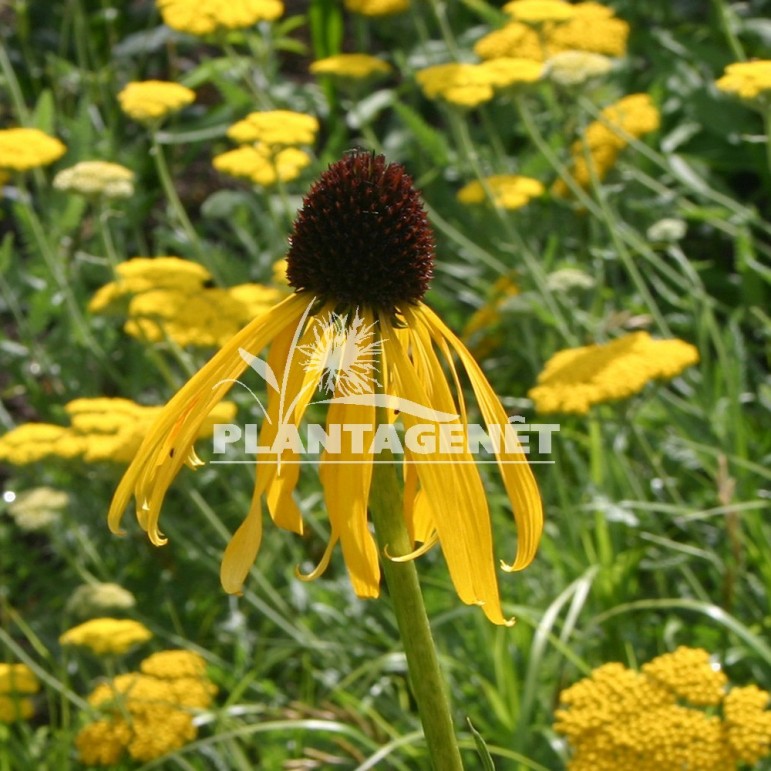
top-left (723, 685), bottom-right (771, 765)
top-left (457, 174), bottom-right (544, 210)
top-left (715, 60), bottom-right (771, 105)
top-left (344, 0), bottom-right (409, 16)
top-left (117, 80), bottom-right (195, 122)
top-left (504, 0), bottom-right (576, 23)
top-left (214, 111), bottom-right (315, 186)
top-left (157, 0), bottom-right (283, 35)
top-left (213, 143), bottom-right (311, 186)
top-left (475, 3), bottom-right (628, 62)
top-left (310, 53), bottom-right (393, 80)
top-left (60, 618), bottom-right (152, 655)
top-left (226, 110), bottom-right (319, 147)
top-left (0, 397), bottom-right (236, 465)
top-left (553, 93), bottom-right (660, 196)
top-left (89, 256), bottom-right (286, 347)
top-left (528, 330), bottom-right (699, 414)
top-left (53, 160), bottom-right (135, 199)
top-left (416, 58), bottom-right (543, 107)
top-left (76, 650), bottom-right (217, 765)
top-left (555, 647), bottom-right (771, 771)
top-left (0, 127), bottom-right (66, 172)
top-left (642, 646), bottom-right (727, 706)
top-left (0, 663), bottom-right (39, 723)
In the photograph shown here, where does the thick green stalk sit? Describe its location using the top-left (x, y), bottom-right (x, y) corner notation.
top-left (368, 456), bottom-right (465, 771)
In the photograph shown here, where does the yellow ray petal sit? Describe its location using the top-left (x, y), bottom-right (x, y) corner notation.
top-left (380, 312), bottom-right (508, 625)
top-left (108, 292), bottom-right (309, 544)
top-left (220, 497), bottom-right (263, 594)
top-left (319, 314), bottom-right (380, 598)
top-left (415, 304), bottom-right (544, 571)
top-left (295, 531), bottom-right (339, 581)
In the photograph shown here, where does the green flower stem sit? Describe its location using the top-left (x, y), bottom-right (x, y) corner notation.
top-left (369, 455), bottom-right (465, 771)
top-left (150, 133), bottom-right (224, 283)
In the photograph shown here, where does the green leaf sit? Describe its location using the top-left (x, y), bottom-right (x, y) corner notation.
top-left (467, 718), bottom-right (496, 771)
top-left (31, 89), bottom-right (56, 133)
top-left (308, 0), bottom-right (343, 59)
top-left (0, 232), bottom-right (13, 274)
top-left (392, 101), bottom-right (451, 167)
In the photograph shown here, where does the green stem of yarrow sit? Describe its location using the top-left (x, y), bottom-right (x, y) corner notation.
top-left (368, 451), bottom-right (465, 771)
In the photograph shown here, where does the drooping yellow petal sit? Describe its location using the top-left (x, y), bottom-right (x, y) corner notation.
top-left (318, 313), bottom-right (380, 598)
top-left (256, 302), bottom-right (331, 532)
top-left (380, 312), bottom-right (509, 625)
top-left (220, 497), bottom-right (263, 594)
top-left (415, 304), bottom-right (543, 571)
top-left (108, 292), bottom-right (309, 544)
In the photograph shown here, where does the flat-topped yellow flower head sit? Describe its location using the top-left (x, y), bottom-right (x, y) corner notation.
top-left (226, 110), bottom-right (319, 147)
top-left (118, 81), bottom-right (195, 123)
top-left (213, 143), bottom-right (312, 186)
top-left (504, 0), bottom-right (576, 23)
top-left (457, 174), bottom-right (545, 210)
top-left (59, 618), bottom-right (152, 655)
top-left (716, 60), bottom-right (771, 104)
top-left (344, 0), bottom-right (409, 16)
top-left (108, 152), bottom-right (543, 625)
top-left (0, 127), bottom-right (66, 172)
top-left (528, 331), bottom-right (699, 413)
top-left (555, 647), bottom-right (771, 770)
top-left (157, 0), bottom-right (283, 35)
top-left (310, 54), bottom-right (393, 80)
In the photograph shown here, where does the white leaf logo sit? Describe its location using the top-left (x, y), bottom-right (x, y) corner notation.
top-left (239, 347), bottom-right (279, 392)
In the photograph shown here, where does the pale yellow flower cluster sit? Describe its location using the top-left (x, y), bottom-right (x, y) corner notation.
top-left (344, 0), bottom-right (409, 16)
top-left (555, 647), bottom-right (771, 770)
top-left (715, 60), bottom-right (771, 103)
top-left (528, 330), bottom-right (698, 414)
top-left (553, 93), bottom-right (660, 196)
top-left (117, 80), bottom-right (195, 122)
top-left (89, 256), bottom-right (286, 347)
top-left (310, 53), bottom-right (393, 80)
top-left (6, 486), bottom-right (69, 531)
top-left (53, 160), bottom-right (135, 199)
top-left (0, 127), bottom-right (67, 172)
top-left (0, 397), bottom-right (236, 465)
top-left (214, 109), bottom-right (316, 186)
top-left (76, 650), bottom-right (217, 765)
top-left (416, 58), bottom-right (543, 107)
top-left (457, 174), bottom-right (544, 210)
top-left (0, 663), bottom-right (39, 723)
top-left (66, 583), bottom-right (137, 619)
top-left (545, 50), bottom-right (613, 87)
top-left (60, 618), bottom-right (152, 655)
top-left (475, 2), bottom-right (628, 62)
top-left (157, 0), bottom-right (283, 35)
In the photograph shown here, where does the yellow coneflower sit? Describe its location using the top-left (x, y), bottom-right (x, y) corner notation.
top-left (108, 152), bottom-right (543, 625)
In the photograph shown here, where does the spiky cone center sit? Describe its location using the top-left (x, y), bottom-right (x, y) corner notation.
top-left (286, 152), bottom-right (435, 311)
